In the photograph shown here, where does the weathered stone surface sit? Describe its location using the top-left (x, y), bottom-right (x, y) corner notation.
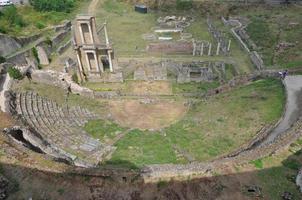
top-left (7, 92), bottom-right (116, 168)
top-left (54, 20), bottom-right (72, 32)
top-left (147, 41), bottom-right (193, 54)
top-left (0, 34), bottom-right (21, 57)
top-left (36, 46), bottom-right (49, 65)
top-left (0, 175), bottom-right (9, 200)
top-left (296, 168), bottom-right (302, 193)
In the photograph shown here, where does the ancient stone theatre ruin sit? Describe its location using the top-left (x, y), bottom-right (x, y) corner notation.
top-left (72, 15), bottom-right (117, 81)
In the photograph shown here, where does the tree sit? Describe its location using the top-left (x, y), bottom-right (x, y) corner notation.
top-left (0, 56), bottom-right (6, 64)
top-left (1, 5), bottom-right (25, 27)
top-left (30, 0), bottom-right (75, 12)
top-left (8, 66), bottom-right (23, 80)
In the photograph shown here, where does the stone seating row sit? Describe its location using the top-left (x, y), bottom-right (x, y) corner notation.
top-left (14, 92), bottom-right (114, 167)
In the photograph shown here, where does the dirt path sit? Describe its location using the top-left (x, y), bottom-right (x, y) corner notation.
top-left (88, 0), bottom-right (100, 15)
top-left (261, 75), bottom-right (302, 145)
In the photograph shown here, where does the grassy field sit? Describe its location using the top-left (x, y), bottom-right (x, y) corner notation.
top-left (95, 0), bottom-right (253, 75)
top-left (238, 6), bottom-right (302, 68)
top-left (0, 0), bottom-right (90, 36)
top-left (172, 81), bottom-right (219, 94)
top-left (82, 78), bottom-right (285, 168)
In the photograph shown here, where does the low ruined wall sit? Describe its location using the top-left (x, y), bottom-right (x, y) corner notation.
top-left (0, 34), bottom-right (22, 57)
top-left (32, 70), bottom-right (94, 97)
top-left (53, 20), bottom-right (72, 33)
top-left (147, 41), bottom-right (193, 54)
top-left (222, 17), bottom-right (264, 70)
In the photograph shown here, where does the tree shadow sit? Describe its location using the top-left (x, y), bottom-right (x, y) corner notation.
top-left (0, 148), bottom-right (301, 200)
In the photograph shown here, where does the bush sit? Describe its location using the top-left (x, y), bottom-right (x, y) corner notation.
top-left (250, 159), bottom-right (263, 169)
top-left (35, 21), bottom-right (46, 29)
top-left (72, 72), bottom-right (79, 84)
top-left (32, 47), bottom-right (43, 69)
top-left (176, 0), bottom-right (193, 10)
top-left (0, 56), bottom-right (6, 64)
top-left (30, 0), bottom-right (75, 12)
top-left (282, 159), bottom-right (300, 170)
top-left (32, 47), bottom-right (40, 64)
top-left (45, 37), bottom-right (53, 47)
top-left (1, 5), bottom-right (25, 27)
top-left (8, 66), bottom-right (23, 80)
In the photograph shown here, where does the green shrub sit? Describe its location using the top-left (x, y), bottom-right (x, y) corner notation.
top-left (35, 21), bottom-right (46, 29)
top-left (282, 159), bottom-right (300, 170)
top-left (250, 159), bottom-right (263, 169)
top-left (0, 26), bottom-right (7, 34)
top-left (1, 5), bottom-right (25, 27)
top-left (32, 47), bottom-right (43, 69)
top-left (0, 56), bottom-right (6, 64)
top-left (30, 0), bottom-right (75, 12)
top-left (8, 66), bottom-right (23, 80)
top-left (32, 47), bottom-right (40, 64)
top-left (176, 0), bottom-right (193, 10)
top-left (45, 37), bottom-right (53, 47)
top-left (71, 72), bottom-right (79, 84)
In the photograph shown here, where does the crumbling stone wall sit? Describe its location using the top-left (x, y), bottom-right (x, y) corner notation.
top-left (147, 41), bottom-right (193, 54)
top-left (222, 17), bottom-right (264, 70)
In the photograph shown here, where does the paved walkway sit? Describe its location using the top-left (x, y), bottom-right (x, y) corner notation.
top-left (261, 75), bottom-right (302, 145)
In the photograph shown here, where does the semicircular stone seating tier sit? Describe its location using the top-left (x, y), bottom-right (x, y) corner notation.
top-left (14, 92), bottom-right (114, 167)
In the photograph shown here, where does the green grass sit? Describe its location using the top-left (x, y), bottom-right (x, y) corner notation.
top-left (12, 80), bottom-right (108, 116)
top-left (96, 0), bottom-right (157, 55)
top-left (100, 78), bottom-right (285, 167)
top-left (250, 159), bottom-right (263, 169)
top-left (256, 142), bottom-right (302, 200)
top-left (0, 1), bottom-right (89, 36)
top-left (84, 120), bottom-right (126, 142)
top-left (108, 129), bottom-right (186, 168)
top-left (257, 166), bottom-right (300, 199)
top-left (241, 6), bottom-right (302, 68)
top-left (172, 81), bottom-right (219, 94)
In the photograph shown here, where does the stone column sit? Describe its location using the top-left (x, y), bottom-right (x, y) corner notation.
top-left (87, 22), bottom-right (94, 44)
top-left (76, 50), bottom-right (84, 82)
top-left (85, 52), bottom-right (91, 71)
top-left (227, 40), bottom-right (231, 52)
top-left (79, 23), bottom-right (85, 44)
top-left (108, 50), bottom-right (113, 72)
top-left (192, 40), bottom-right (196, 56)
top-left (200, 43), bottom-right (204, 56)
top-left (208, 43), bottom-right (212, 56)
top-left (104, 22), bottom-right (109, 46)
top-left (93, 51), bottom-right (102, 73)
top-left (216, 42), bottom-right (221, 55)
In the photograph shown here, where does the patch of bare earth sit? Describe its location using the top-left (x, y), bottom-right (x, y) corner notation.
top-left (0, 112), bottom-right (14, 130)
top-left (127, 81), bottom-right (173, 95)
top-left (109, 99), bottom-right (187, 130)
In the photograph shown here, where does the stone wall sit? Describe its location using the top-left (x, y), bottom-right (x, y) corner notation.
top-left (147, 41), bottom-right (193, 54)
top-left (222, 17), bottom-right (264, 70)
top-left (32, 70), bottom-right (94, 97)
top-left (0, 34), bottom-right (22, 57)
top-left (3, 20), bottom-right (71, 66)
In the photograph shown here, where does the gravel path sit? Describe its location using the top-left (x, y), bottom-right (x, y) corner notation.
top-left (261, 75), bottom-right (302, 145)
